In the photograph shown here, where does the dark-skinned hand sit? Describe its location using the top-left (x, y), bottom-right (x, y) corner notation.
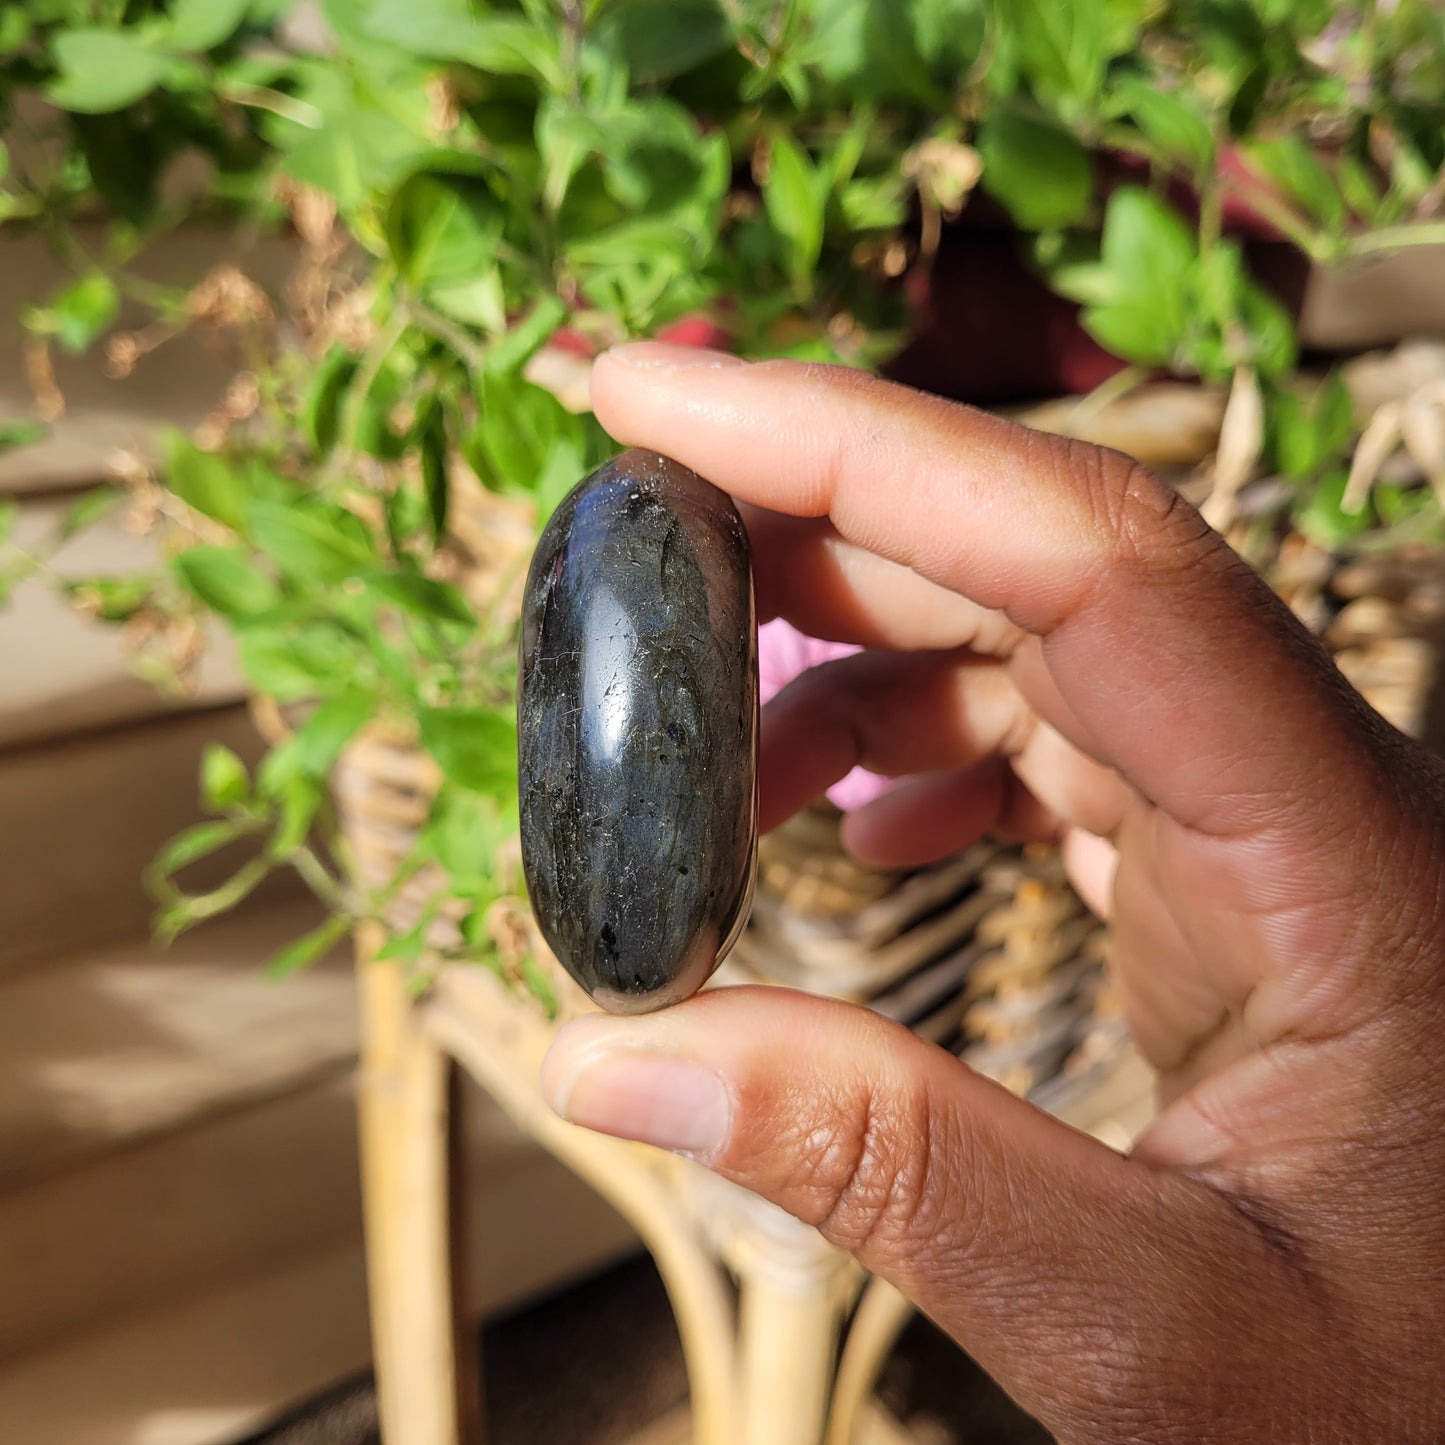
top-left (540, 344), bottom-right (1445, 1443)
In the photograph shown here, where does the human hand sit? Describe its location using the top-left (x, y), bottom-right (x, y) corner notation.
top-left (541, 345), bottom-right (1445, 1441)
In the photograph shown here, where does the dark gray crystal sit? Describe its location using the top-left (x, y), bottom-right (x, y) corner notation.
top-left (518, 449), bottom-right (759, 1013)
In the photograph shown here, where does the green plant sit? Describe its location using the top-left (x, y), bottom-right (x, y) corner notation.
top-left (1, 0), bottom-right (1441, 990)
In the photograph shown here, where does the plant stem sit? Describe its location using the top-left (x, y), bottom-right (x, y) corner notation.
top-left (217, 82), bottom-right (323, 130)
top-left (406, 303), bottom-right (489, 372)
top-left (159, 855), bottom-right (272, 927)
top-left (1070, 363), bottom-right (1151, 429)
top-left (332, 305), bottom-right (410, 474)
top-left (1348, 221), bottom-right (1445, 256)
top-left (290, 843), bottom-right (355, 912)
top-left (1222, 177), bottom-right (1333, 263)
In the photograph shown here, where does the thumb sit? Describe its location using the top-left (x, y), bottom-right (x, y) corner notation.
top-left (540, 987), bottom-right (1324, 1438)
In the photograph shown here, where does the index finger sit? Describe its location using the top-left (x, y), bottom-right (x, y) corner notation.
top-left (589, 344), bottom-right (1391, 840)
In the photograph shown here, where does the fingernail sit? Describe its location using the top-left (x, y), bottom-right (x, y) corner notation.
top-left (544, 1046), bottom-right (732, 1158)
top-left (600, 341), bottom-right (747, 373)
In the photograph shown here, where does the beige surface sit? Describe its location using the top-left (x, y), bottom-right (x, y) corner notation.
top-left (0, 226), bottom-right (295, 495)
top-left (0, 704), bottom-right (283, 979)
top-left (1301, 243), bottom-right (1445, 352)
top-left (0, 1141), bottom-right (636, 1445)
top-left (0, 1237), bottom-right (375, 1445)
top-left (0, 493), bottom-right (244, 749)
top-left (0, 1053), bottom-right (615, 1367)
top-left (0, 1073), bottom-right (362, 1361)
top-left (0, 897), bottom-right (353, 1185)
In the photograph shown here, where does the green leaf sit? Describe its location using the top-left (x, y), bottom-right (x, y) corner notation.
top-left (470, 371), bottom-right (583, 496)
top-left (1183, 0), bottom-right (1266, 104)
top-left (763, 133), bottom-right (826, 293)
top-left (202, 744), bottom-right (251, 811)
top-left (1271, 374), bottom-right (1356, 481)
top-left (1296, 468), bottom-right (1368, 549)
top-left (47, 29), bottom-right (171, 114)
top-left (362, 571), bottom-right (473, 625)
top-left (164, 433), bottom-right (250, 531)
top-left (60, 485), bottom-right (123, 539)
top-left (65, 575), bottom-right (155, 622)
top-left (362, 0), bottom-right (562, 84)
top-left (299, 691), bottom-right (375, 776)
top-left (174, 546), bottom-right (282, 619)
top-left (1080, 188), bottom-right (1197, 366)
top-left (1238, 277), bottom-right (1297, 380)
top-left (239, 625), bottom-right (357, 701)
top-left (990, 0), bottom-right (1130, 118)
top-left (31, 273), bottom-right (121, 354)
top-left (386, 160), bottom-right (504, 290)
top-left (266, 914), bottom-right (352, 977)
top-left (1336, 154), bottom-right (1383, 224)
top-left (534, 437), bottom-right (586, 521)
top-left (259, 690), bottom-right (375, 800)
top-left (275, 71), bottom-right (432, 211)
top-left (348, 359), bottom-right (409, 463)
top-left (535, 100), bottom-right (598, 215)
top-left (1246, 136), bottom-right (1344, 232)
top-left (375, 917), bottom-right (430, 964)
top-left (979, 108), bottom-right (1093, 231)
top-left (70, 112), bottom-right (163, 227)
top-left (249, 497), bottom-right (374, 583)
top-left (429, 791), bottom-right (511, 886)
top-left (485, 294), bottom-right (568, 377)
top-left (428, 270), bottom-right (508, 333)
top-left (1110, 78), bottom-right (1214, 172)
top-left (169, 0), bottom-right (253, 51)
top-left (0, 498), bottom-right (16, 544)
top-left (304, 349), bottom-right (356, 456)
top-left (414, 400), bottom-right (449, 546)
top-left (599, 0), bottom-right (732, 83)
top-left (802, 0), bottom-right (983, 104)
top-left (0, 420), bottom-right (46, 454)
top-left (267, 774), bottom-right (323, 858)
top-left (0, 10), bottom-right (30, 55)
top-left (420, 706), bottom-right (518, 795)
top-left (911, 0), bottom-right (988, 75)
top-left (151, 819), bottom-right (245, 877)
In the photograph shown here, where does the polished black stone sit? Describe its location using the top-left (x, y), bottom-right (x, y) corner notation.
top-left (518, 450), bottom-right (759, 1013)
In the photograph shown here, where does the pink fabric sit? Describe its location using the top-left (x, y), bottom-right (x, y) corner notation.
top-left (758, 618), bottom-right (890, 812)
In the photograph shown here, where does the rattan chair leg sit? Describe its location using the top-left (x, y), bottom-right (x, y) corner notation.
top-left (424, 968), bottom-right (742, 1445)
top-left (824, 1279), bottom-right (914, 1445)
top-left (691, 1190), bottom-right (861, 1445)
top-left (735, 1255), bottom-right (852, 1445)
top-left (356, 926), bottom-right (464, 1445)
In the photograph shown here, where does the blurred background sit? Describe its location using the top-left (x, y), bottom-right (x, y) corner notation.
top-left (1, 1), bottom-right (1442, 1442)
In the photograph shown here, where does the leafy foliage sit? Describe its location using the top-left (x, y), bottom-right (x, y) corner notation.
top-left (2, 0), bottom-right (1443, 988)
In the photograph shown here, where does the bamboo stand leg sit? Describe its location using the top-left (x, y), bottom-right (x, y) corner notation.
top-left (448, 1068), bottom-right (485, 1443)
top-left (737, 1274), bottom-right (844, 1445)
top-left (424, 974), bottom-right (740, 1445)
top-left (356, 926), bottom-right (463, 1445)
top-left (824, 1279), bottom-right (914, 1445)
top-left (718, 1194), bottom-right (858, 1445)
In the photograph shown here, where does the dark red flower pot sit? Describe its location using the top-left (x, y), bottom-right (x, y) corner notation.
top-left (885, 161), bottom-right (1312, 406)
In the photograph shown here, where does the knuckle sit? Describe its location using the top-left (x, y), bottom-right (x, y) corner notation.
top-left (1048, 437), bottom-right (1229, 615)
top-left (1108, 456), bottom-right (1220, 576)
top-left (792, 1079), bottom-right (946, 1259)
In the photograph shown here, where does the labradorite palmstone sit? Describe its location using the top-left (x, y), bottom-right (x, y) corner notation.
top-left (518, 449), bottom-right (759, 1014)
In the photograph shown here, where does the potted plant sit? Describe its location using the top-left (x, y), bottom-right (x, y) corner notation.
top-left (0, 0), bottom-right (1440, 992)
